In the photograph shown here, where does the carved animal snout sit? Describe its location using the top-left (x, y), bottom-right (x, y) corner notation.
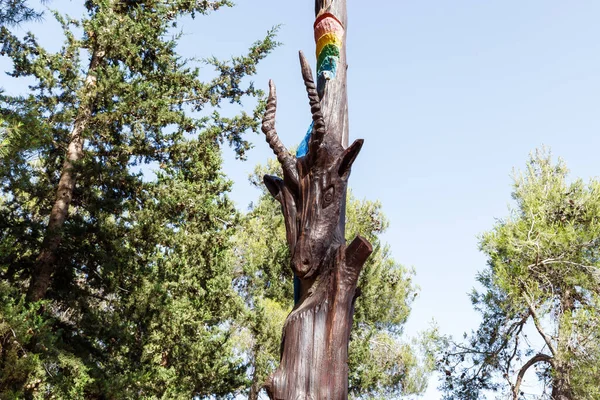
top-left (292, 237), bottom-right (313, 277)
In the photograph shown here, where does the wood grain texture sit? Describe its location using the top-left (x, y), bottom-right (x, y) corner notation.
top-left (315, 0), bottom-right (348, 148)
top-left (261, 1), bottom-right (371, 398)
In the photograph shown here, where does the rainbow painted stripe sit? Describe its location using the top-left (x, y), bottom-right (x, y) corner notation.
top-left (314, 12), bottom-right (344, 94)
top-left (297, 13), bottom-right (345, 158)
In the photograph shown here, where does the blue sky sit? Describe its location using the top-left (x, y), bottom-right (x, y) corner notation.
top-left (3, 1), bottom-right (600, 398)
top-left (209, 2), bottom-right (600, 398)
top-left (205, 2), bottom-right (600, 397)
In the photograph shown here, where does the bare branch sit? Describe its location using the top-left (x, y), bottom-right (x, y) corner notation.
top-left (526, 297), bottom-right (557, 357)
top-left (261, 80), bottom-right (298, 182)
top-left (505, 321), bottom-right (525, 390)
top-left (512, 353), bottom-right (553, 400)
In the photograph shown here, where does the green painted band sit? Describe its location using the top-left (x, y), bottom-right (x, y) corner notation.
top-left (317, 43), bottom-right (340, 72)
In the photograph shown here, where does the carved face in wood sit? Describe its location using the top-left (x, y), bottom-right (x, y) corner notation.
top-left (294, 144), bottom-right (361, 277)
top-left (261, 53), bottom-right (363, 278)
top-left (265, 141), bottom-right (362, 278)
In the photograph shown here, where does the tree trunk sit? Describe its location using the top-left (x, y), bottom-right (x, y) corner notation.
top-left (249, 355), bottom-right (262, 400)
top-left (265, 238), bottom-right (371, 400)
top-left (551, 372), bottom-right (574, 400)
top-left (551, 291), bottom-right (575, 400)
top-left (249, 383), bottom-right (260, 400)
top-left (315, 0), bottom-right (349, 235)
top-left (26, 48), bottom-right (104, 302)
top-left (260, 1), bottom-right (369, 398)
top-left (315, 0), bottom-right (349, 148)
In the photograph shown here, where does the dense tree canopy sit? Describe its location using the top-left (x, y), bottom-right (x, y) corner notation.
top-left (5, 2), bottom-right (597, 400)
top-left (1, 2), bottom-right (436, 399)
top-left (438, 149), bottom-right (600, 400)
top-left (0, 1), bottom-right (431, 399)
top-left (0, 1), bottom-right (276, 397)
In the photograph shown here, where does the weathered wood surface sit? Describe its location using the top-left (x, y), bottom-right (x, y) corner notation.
top-left (261, 2), bottom-right (372, 397)
top-left (315, 0), bottom-right (349, 148)
top-left (265, 237), bottom-right (371, 400)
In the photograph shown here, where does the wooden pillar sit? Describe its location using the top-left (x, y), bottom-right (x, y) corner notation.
top-left (315, 0), bottom-right (349, 148)
top-left (261, 1), bottom-right (371, 399)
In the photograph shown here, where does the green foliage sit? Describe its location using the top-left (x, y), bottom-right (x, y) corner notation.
top-left (0, 1), bottom-right (276, 398)
top-left (0, 0), bottom-right (45, 26)
top-left (438, 148), bottom-right (600, 399)
top-left (0, 118), bottom-right (18, 158)
top-left (0, 282), bottom-right (94, 399)
top-left (232, 160), bottom-right (436, 399)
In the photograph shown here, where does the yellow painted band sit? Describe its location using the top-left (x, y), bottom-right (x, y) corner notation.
top-left (316, 32), bottom-right (342, 57)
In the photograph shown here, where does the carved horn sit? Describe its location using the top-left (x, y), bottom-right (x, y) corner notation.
top-left (299, 51), bottom-right (326, 153)
top-left (262, 80), bottom-right (298, 182)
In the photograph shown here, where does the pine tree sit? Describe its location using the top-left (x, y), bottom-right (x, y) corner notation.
top-left (0, 1), bottom-right (276, 397)
top-left (439, 149), bottom-right (600, 400)
top-left (0, 0), bottom-right (44, 26)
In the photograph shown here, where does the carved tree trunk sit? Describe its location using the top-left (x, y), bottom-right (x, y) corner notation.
top-left (261, 1), bottom-right (371, 399)
top-left (265, 236), bottom-right (371, 400)
top-left (315, 0), bottom-right (349, 148)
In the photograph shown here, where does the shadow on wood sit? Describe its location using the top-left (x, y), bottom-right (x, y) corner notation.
top-left (261, 51), bottom-right (372, 400)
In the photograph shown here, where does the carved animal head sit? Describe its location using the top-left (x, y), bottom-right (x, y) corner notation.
top-left (262, 51), bottom-right (363, 278)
